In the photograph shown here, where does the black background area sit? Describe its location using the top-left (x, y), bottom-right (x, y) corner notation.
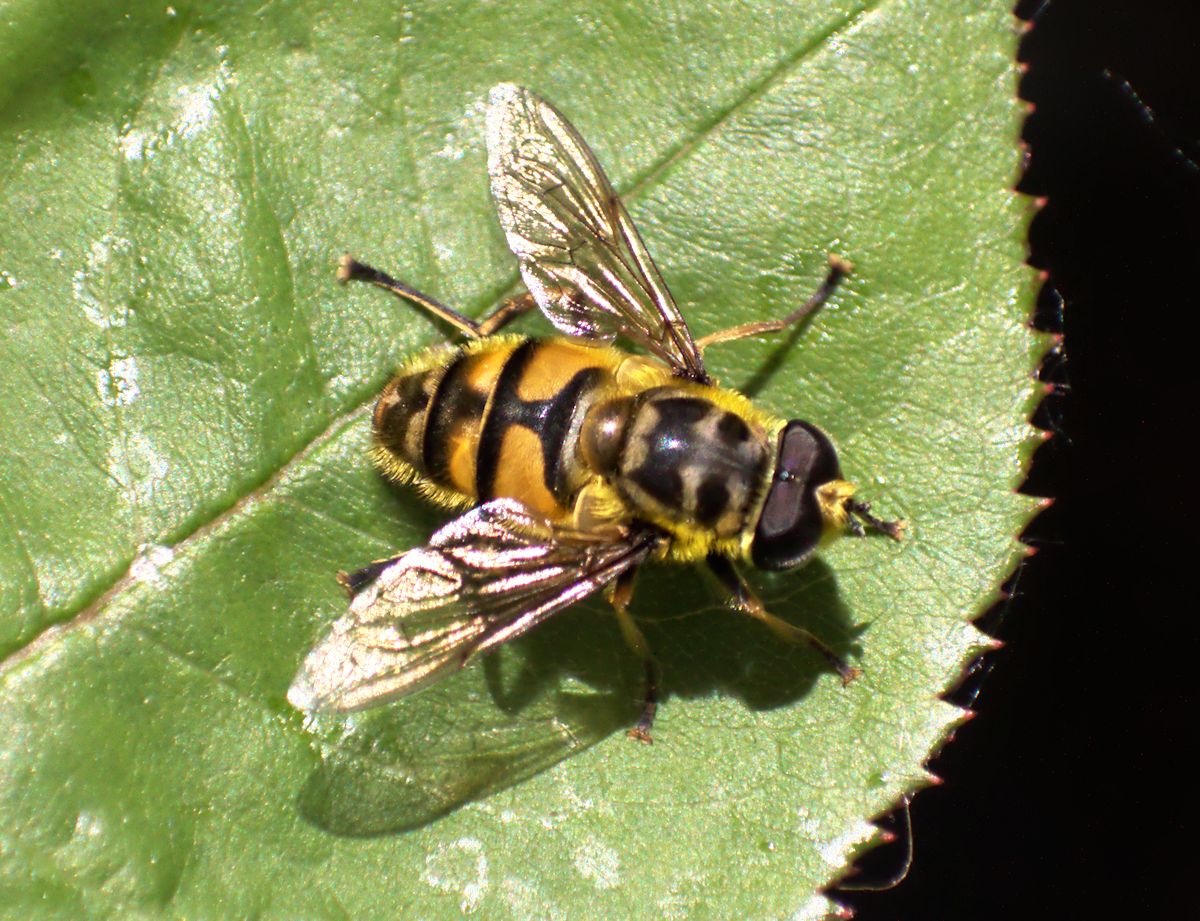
top-left (838, 2), bottom-right (1199, 919)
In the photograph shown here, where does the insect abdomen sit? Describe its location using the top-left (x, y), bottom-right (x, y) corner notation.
top-left (372, 337), bottom-right (619, 519)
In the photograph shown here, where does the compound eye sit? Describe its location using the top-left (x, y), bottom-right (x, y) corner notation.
top-left (777, 421), bottom-right (838, 482)
top-left (751, 421), bottom-right (841, 570)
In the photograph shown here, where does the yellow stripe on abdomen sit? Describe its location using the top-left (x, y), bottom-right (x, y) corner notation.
top-left (374, 336), bottom-right (625, 519)
top-left (426, 343), bottom-right (515, 498)
top-left (514, 339), bottom-right (618, 401)
top-left (488, 424), bottom-right (560, 518)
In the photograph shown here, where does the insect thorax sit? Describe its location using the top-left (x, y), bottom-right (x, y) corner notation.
top-left (583, 386), bottom-right (772, 548)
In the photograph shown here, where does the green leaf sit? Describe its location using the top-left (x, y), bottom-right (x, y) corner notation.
top-left (0, 1), bottom-right (1043, 917)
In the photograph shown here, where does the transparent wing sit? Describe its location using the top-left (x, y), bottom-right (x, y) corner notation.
top-left (487, 83), bottom-right (708, 381)
top-left (288, 499), bottom-right (655, 714)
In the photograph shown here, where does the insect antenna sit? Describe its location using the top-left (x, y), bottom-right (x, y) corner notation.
top-left (847, 499), bottom-right (906, 541)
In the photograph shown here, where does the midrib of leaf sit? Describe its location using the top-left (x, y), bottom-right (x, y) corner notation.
top-left (0, 0), bottom-right (885, 674)
top-left (0, 403), bottom-right (370, 675)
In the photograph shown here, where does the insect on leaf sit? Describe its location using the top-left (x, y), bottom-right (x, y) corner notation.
top-left (0, 2), bottom-right (1042, 919)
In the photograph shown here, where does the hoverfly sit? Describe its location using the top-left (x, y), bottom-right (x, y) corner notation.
top-left (288, 83), bottom-right (903, 742)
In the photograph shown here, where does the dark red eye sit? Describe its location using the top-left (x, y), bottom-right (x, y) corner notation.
top-left (751, 421), bottom-right (841, 570)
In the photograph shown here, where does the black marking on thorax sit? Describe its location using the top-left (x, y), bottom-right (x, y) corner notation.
top-left (625, 396), bottom-right (707, 511)
top-left (622, 392), bottom-right (765, 534)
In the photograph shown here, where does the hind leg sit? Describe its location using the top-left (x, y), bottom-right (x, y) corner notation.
top-left (338, 254), bottom-right (536, 339)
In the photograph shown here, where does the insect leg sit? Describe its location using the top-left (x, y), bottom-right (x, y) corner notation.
top-left (706, 555), bottom-right (861, 685)
top-left (335, 556), bottom-right (402, 597)
top-left (474, 291), bottom-right (538, 336)
top-left (608, 566), bottom-right (659, 743)
top-left (694, 255), bottom-right (852, 353)
top-left (337, 254), bottom-right (535, 339)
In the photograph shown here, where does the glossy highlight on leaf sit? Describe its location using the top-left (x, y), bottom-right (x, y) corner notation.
top-left (0, 1), bottom-right (1042, 918)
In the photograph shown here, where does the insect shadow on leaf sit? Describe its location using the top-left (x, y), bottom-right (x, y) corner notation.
top-left (297, 557), bottom-right (857, 836)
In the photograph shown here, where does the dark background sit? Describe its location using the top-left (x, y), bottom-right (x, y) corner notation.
top-left (838, 1), bottom-right (1199, 918)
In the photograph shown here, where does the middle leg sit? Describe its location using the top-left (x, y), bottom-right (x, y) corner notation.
top-left (695, 254), bottom-right (852, 353)
top-left (608, 566), bottom-right (660, 743)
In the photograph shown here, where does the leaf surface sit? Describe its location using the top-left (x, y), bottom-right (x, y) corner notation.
top-left (0, 1), bottom-right (1041, 917)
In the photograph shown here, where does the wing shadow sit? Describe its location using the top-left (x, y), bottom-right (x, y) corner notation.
top-left (297, 555), bottom-right (859, 837)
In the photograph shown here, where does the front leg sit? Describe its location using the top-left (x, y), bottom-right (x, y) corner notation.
top-left (706, 555), bottom-right (861, 685)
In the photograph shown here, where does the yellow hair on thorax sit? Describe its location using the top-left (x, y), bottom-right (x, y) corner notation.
top-left (663, 528), bottom-right (745, 564)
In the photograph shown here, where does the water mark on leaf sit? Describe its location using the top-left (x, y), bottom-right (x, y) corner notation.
top-left (131, 545), bottom-right (175, 587)
top-left (572, 836), bottom-right (621, 890)
top-left (107, 434), bottom-right (169, 509)
top-left (74, 237), bottom-right (132, 329)
top-left (423, 836), bottom-right (490, 913)
top-left (96, 356), bottom-right (140, 407)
